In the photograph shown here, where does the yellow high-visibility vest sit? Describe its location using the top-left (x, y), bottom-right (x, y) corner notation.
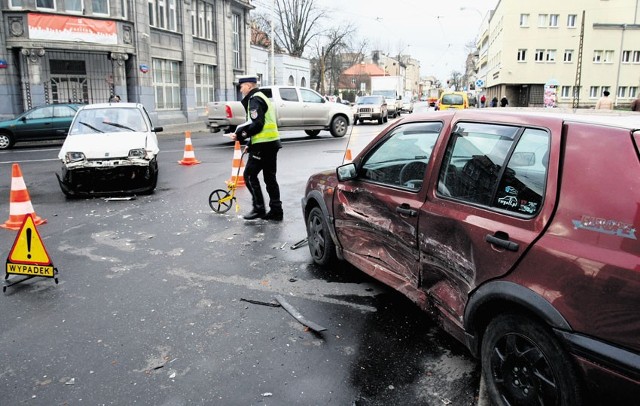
top-left (248, 92), bottom-right (280, 144)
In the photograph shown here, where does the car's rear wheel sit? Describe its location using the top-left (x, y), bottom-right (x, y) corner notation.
top-left (0, 132), bottom-right (14, 149)
top-left (305, 130), bottom-right (320, 138)
top-left (377, 116), bottom-right (383, 124)
top-left (481, 313), bottom-right (582, 406)
top-left (306, 206), bottom-right (336, 266)
top-left (329, 116), bottom-right (348, 137)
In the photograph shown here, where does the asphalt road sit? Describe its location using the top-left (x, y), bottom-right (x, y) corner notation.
top-left (0, 120), bottom-right (482, 405)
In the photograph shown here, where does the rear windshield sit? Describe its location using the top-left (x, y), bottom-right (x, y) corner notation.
top-left (442, 94), bottom-right (464, 105)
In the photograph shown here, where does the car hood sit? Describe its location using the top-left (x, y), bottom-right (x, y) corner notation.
top-left (58, 132), bottom-right (159, 159)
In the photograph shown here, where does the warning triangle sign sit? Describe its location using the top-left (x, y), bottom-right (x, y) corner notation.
top-left (8, 214), bottom-right (51, 265)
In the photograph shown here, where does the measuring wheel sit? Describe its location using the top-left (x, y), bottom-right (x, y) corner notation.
top-left (209, 189), bottom-right (234, 213)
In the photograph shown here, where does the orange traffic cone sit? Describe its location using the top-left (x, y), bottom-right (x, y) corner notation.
top-left (178, 131), bottom-right (201, 165)
top-left (343, 148), bottom-right (353, 164)
top-left (226, 141), bottom-right (245, 187)
top-left (1, 163), bottom-right (46, 230)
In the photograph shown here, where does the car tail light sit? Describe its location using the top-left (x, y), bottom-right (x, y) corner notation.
top-left (225, 105), bottom-right (233, 119)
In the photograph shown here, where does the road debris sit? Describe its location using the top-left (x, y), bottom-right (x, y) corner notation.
top-left (289, 237), bottom-right (308, 250)
top-left (104, 196), bottom-right (136, 201)
top-left (274, 295), bottom-right (326, 332)
top-left (240, 298), bottom-right (281, 307)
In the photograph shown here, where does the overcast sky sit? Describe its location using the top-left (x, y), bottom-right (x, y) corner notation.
top-left (252, 0), bottom-right (498, 82)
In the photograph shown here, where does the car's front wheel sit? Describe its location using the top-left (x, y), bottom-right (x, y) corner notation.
top-left (0, 132), bottom-right (14, 149)
top-left (329, 116), bottom-right (348, 137)
top-left (306, 206), bottom-right (336, 266)
top-left (481, 313), bottom-right (582, 406)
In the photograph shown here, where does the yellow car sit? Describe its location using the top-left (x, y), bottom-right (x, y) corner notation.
top-left (438, 92), bottom-right (469, 110)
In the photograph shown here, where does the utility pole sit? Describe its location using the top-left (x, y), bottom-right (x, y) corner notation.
top-left (270, 0), bottom-right (275, 85)
top-left (572, 10), bottom-right (585, 109)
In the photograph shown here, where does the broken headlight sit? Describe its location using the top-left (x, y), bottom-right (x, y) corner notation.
top-left (65, 151), bottom-right (86, 163)
top-left (128, 148), bottom-right (146, 159)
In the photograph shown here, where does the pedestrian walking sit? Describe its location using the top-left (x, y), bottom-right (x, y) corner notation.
top-left (109, 94), bottom-right (121, 103)
top-left (229, 75), bottom-right (283, 221)
top-left (595, 90), bottom-right (613, 110)
top-left (630, 95), bottom-right (640, 112)
top-left (480, 94), bottom-right (486, 108)
top-left (491, 97), bottom-right (498, 107)
top-left (500, 96), bottom-right (509, 107)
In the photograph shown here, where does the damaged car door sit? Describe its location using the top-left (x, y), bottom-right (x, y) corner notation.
top-left (333, 122), bottom-right (443, 291)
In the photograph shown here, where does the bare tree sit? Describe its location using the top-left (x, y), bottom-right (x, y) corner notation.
top-left (311, 25), bottom-right (356, 94)
top-left (273, 0), bottom-right (324, 57)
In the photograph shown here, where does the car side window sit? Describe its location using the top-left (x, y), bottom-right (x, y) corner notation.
top-left (53, 105), bottom-right (77, 118)
top-left (25, 106), bottom-right (53, 120)
top-left (437, 122), bottom-right (549, 216)
top-left (300, 89), bottom-right (324, 103)
top-left (278, 88), bottom-right (299, 102)
top-left (360, 122), bottom-right (443, 191)
top-left (493, 129), bottom-right (549, 215)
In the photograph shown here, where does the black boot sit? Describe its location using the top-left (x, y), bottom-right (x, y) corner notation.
top-left (263, 210), bottom-right (283, 221)
top-left (243, 208), bottom-right (266, 220)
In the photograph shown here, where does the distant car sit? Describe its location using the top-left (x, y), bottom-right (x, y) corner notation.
top-left (56, 103), bottom-right (162, 197)
top-left (302, 109), bottom-right (640, 406)
top-left (0, 103), bottom-right (83, 149)
top-left (354, 95), bottom-right (388, 125)
top-left (438, 92), bottom-right (469, 110)
top-left (402, 100), bottom-right (414, 113)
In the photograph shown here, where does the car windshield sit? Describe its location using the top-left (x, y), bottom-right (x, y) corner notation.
top-left (373, 90), bottom-right (395, 98)
top-left (69, 107), bottom-right (149, 135)
top-left (358, 97), bottom-right (381, 105)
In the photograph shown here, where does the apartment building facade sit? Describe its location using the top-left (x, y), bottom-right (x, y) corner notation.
top-left (475, 0), bottom-right (640, 108)
top-left (0, 0), bottom-right (253, 124)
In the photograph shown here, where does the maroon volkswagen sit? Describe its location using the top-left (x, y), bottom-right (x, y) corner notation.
top-left (301, 109), bottom-right (640, 405)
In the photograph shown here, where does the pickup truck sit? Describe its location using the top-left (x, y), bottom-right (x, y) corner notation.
top-left (205, 86), bottom-right (352, 138)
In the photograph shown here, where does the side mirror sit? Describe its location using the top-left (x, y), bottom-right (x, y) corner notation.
top-left (153, 126), bottom-right (163, 133)
top-left (337, 163), bottom-right (357, 181)
top-left (20, 116), bottom-right (27, 122)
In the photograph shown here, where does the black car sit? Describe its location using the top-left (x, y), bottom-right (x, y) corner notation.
top-left (0, 103), bottom-right (83, 149)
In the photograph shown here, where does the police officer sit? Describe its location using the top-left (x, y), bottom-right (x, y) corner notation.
top-left (229, 75), bottom-right (283, 221)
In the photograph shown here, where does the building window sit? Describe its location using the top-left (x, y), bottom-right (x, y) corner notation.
top-left (120, 0), bottom-right (127, 18)
top-left (567, 14), bottom-right (577, 27)
top-left (535, 49), bottom-right (544, 62)
top-left (92, 0), bottom-right (108, 15)
top-left (9, 0), bottom-right (23, 7)
top-left (593, 50), bottom-right (602, 63)
top-left (232, 13), bottom-right (241, 69)
top-left (520, 14), bottom-right (529, 27)
top-left (538, 14), bottom-right (547, 27)
top-left (192, 1), bottom-right (214, 39)
top-left (564, 49), bottom-right (573, 62)
top-left (36, 0), bottom-right (55, 10)
top-left (549, 14), bottom-right (559, 27)
top-left (630, 87), bottom-right (638, 98)
top-left (195, 64), bottom-right (215, 107)
top-left (517, 49), bottom-right (527, 61)
top-left (617, 86), bottom-right (627, 98)
top-left (602, 86), bottom-right (611, 94)
top-left (589, 86), bottom-right (599, 98)
top-left (153, 59), bottom-right (181, 110)
top-left (546, 49), bottom-right (556, 62)
top-left (168, 0), bottom-right (177, 30)
top-left (66, 0), bottom-right (82, 12)
top-left (604, 50), bottom-right (614, 63)
top-left (622, 50), bottom-right (631, 63)
top-left (633, 51), bottom-right (640, 63)
top-left (148, 0), bottom-right (156, 26)
top-left (157, 0), bottom-right (166, 28)
top-left (561, 86), bottom-right (570, 98)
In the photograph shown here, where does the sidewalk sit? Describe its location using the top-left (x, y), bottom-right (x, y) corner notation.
top-left (160, 121), bottom-right (209, 136)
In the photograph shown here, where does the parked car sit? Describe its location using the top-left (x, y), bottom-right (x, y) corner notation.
top-left (353, 95), bottom-right (388, 125)
top-left (301, 109), bottom-right (640, 406)
top-left (57, 103), bottom-right (162, 197)
top-left (402, 99), bottom-right (414, 113)
top-left (0, 103), bottom-right (83, 149)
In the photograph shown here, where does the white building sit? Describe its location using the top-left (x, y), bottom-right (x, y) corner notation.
top-left (475, 0), bottom-right (640, 108)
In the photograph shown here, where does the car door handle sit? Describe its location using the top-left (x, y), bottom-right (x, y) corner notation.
top-left (485, 232), bottom-right (519, 252)
top-left (396, 204), bottom-right (417, 217)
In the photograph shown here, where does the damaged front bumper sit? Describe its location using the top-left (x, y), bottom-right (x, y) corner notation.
top-left (57, 158), bottom-right (158, 197)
